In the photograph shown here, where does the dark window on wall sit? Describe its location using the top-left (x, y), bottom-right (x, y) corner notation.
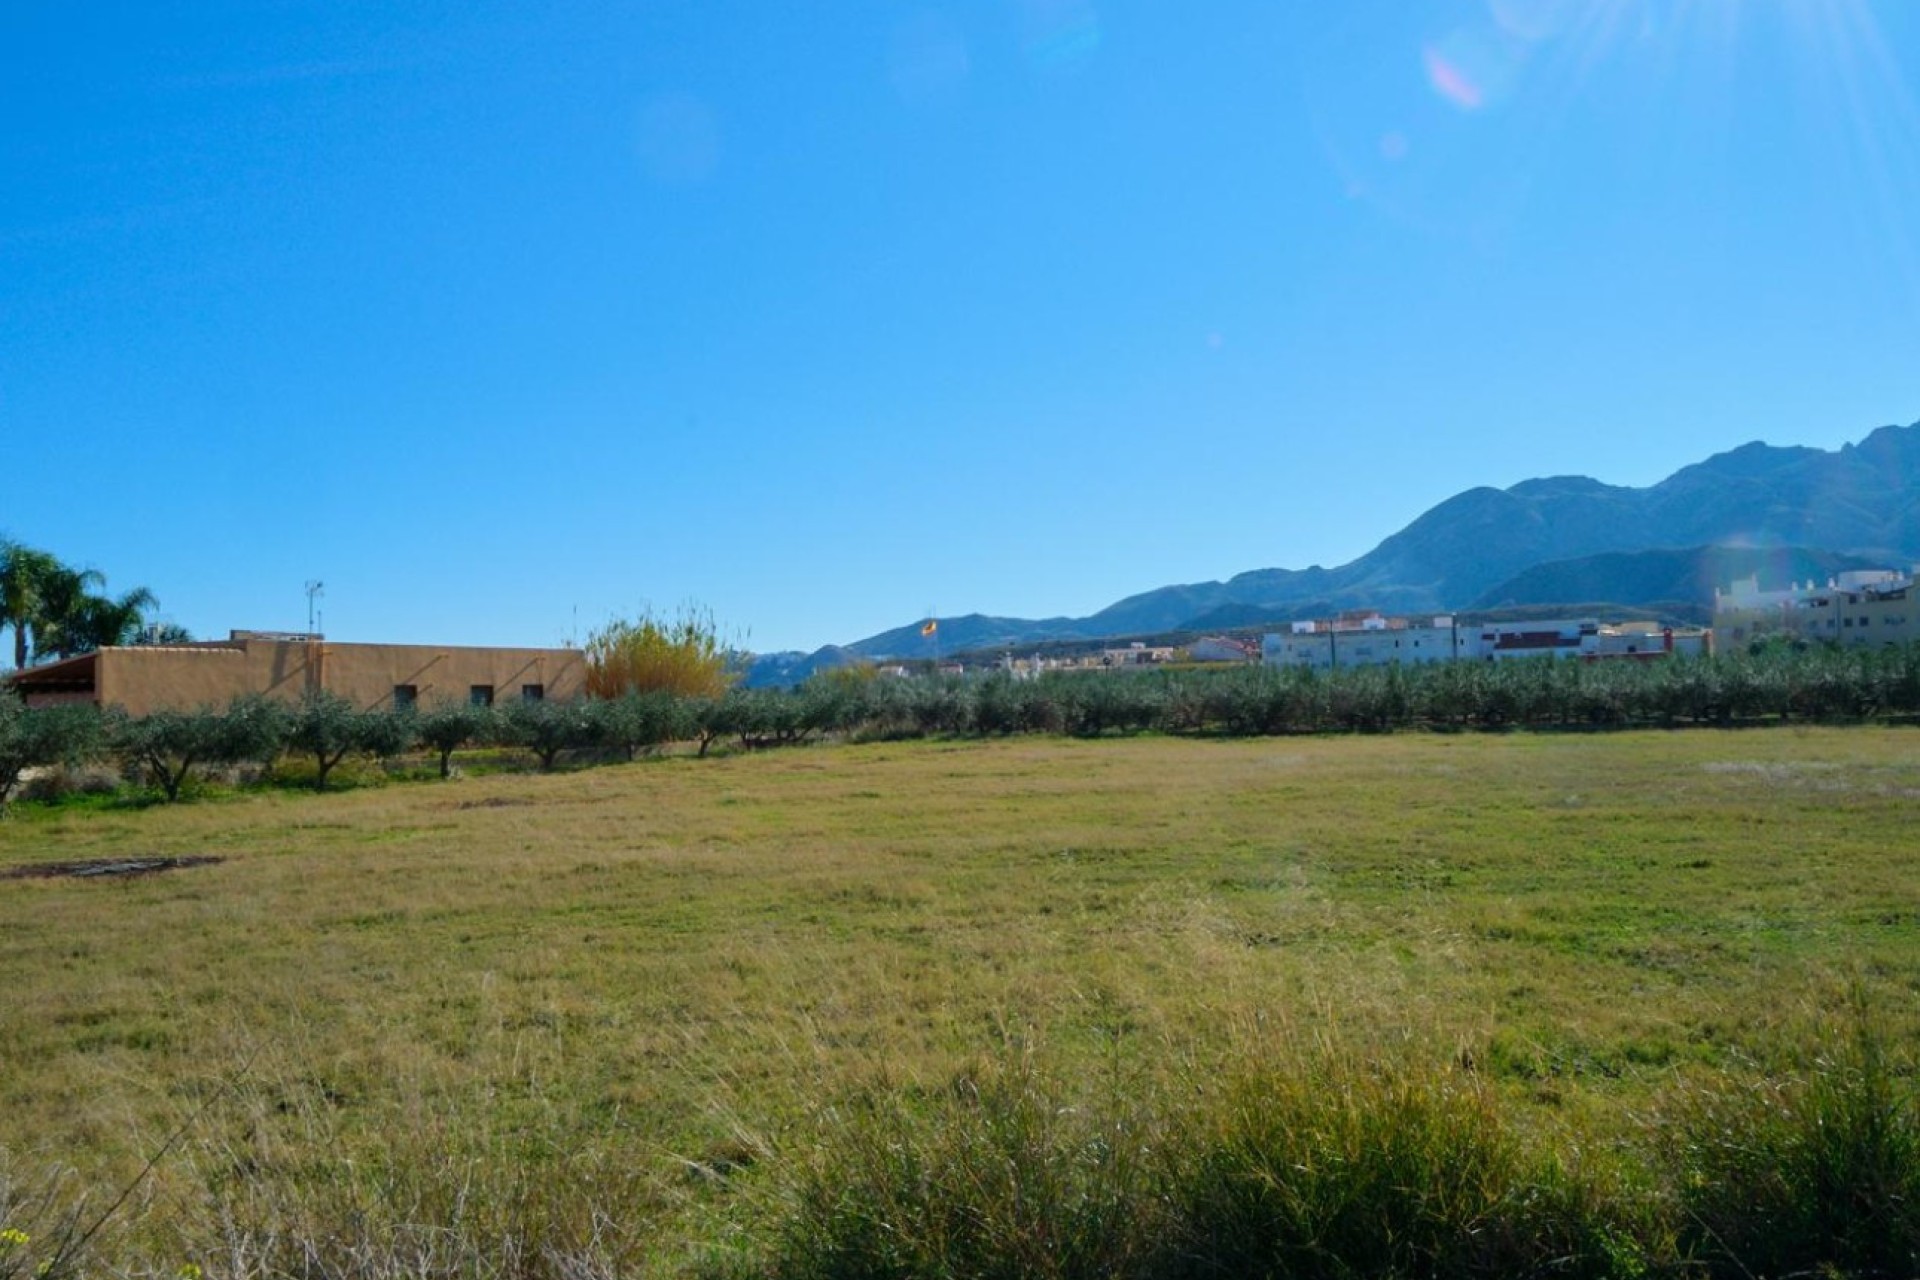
top-left (522, 684), bottom-right (545, 703)
top-left (393, 684), bottom-right (418, 711)
top-left (470, 685), bottom-right (494, 707)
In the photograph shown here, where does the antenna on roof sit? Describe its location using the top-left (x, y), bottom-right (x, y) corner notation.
top-left (305, 581), bottom-right (325, 637)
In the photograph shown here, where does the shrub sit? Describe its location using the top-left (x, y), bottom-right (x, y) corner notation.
top-left (584, 606), bottom-right (736, 700)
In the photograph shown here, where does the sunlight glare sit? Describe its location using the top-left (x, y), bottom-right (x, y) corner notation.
top-left (1775, 0), bottom-right (1920, 312)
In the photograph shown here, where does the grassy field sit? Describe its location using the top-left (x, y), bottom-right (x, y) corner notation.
top-left (2, 728), bottom-right (1918, 1275)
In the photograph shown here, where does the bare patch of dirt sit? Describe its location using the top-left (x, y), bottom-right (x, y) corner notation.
top-left (1, 856), bottom-right (225, 881)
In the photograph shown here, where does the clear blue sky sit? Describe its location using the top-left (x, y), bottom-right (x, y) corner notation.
top-left (7, 1), bottom-right (1919, 654)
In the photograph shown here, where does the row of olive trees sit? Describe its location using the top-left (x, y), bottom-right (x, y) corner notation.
top-left (525, 641), bottom-right (1920, 754)
top-left (699, 642), bottom-right (1920, 743)
top-left (8, 644), bottom-right (1920, 811)
top-left (0, 689), bottom-right (698, 810)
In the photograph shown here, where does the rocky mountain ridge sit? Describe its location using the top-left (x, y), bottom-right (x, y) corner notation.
top-left (745, 421), bottom-right (1920, 681)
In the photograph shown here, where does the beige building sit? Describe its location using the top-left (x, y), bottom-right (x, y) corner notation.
top-left (1714, 570), bottom-right (1920, 650)
top-left (6, 630), bottom-right (585, 716)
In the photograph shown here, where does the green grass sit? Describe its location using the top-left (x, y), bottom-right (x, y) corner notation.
top-left (3, 729), bottom-right (1919, 1275)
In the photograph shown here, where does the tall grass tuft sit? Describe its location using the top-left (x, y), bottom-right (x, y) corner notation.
top-left (1666, 991), bottom-right (1920, 1279)
top-left (718, 1046), bottom-right (1656, 1280)
top-left (1161, 1055), bottom-right (1640, 1280)
top-left (152, 1054), bottom-right (673, 1280)
top-left (736, 1057), bottom-right (1161, 1280)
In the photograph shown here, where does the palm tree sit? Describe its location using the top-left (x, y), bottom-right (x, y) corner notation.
top-left (0, 541), bottom-right (60, 671)
top-left (0, 542), bottom-right (161, 666)
top-left (61, 587), bottom-right (160, 656)
top-left (132, 622), bottom-right (193, 646)
top-left (30, 563), bottom-right (108, 661)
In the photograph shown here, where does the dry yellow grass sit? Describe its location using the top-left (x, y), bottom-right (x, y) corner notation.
top-left (2, 728), bottom-right (1916, 1266)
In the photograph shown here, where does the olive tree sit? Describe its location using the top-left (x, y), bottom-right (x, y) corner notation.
top-left (219, 694), bottom-right (292, 772)
top-left (113, 707), bottom-right (226, 802)
top-left (589, 691), bottom-right (687, 762)
top-left (286, 691), bottom-right (414, 791)
top-left (497, 696), bottom-right (599, 772)
top-left (415, 700), bottom-right (496, 779)
top-left (0, 691), bottom-right (102, 812)
top-left (111, 696), bottom-right (288, 802)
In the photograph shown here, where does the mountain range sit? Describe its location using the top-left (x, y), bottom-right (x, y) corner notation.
top-left (746, 420), bottom-right (1920, 682)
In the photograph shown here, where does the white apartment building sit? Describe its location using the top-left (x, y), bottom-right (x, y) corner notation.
top-left (1261, 615), bottom-right (1709, 670)
top-left (1262, 615), bottom-right (1470, 670)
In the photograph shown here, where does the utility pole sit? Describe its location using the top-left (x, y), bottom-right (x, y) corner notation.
top-left (304, 580), bottom-right (326, 696)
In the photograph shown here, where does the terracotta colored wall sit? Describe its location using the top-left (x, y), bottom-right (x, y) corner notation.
top-left (96, 639), bottom-right (585, 715)
top-left (287, 641), bottom-right (587, 710)
top-left (98, 646), bottom-right (262, 716)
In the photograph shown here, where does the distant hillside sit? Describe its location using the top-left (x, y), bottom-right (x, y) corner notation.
top-left (742, 646), bottom-right (862, 689)
top-left (831, 420), bottom-right (1920, 663)
top-left (1469, 546), bottom-right (1886, 614)
top-left (1177, 601), bottom-right (1337, 632)
top-left (844, 612), bottom-right (1095, 660)
top-left (1464, 601), bottom-right (1713, 628)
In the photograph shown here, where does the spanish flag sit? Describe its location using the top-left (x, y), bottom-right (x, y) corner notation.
top-left (921, 619), bottom-right (938, 637)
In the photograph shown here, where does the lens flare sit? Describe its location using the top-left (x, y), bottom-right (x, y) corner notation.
top-left (1306, 0), bottom-right (1919, 304)
top-left (1423, 46), bottom-right (1486, 110)
top-left (1775, 0), bottom-right (1920, 309)
top-left (1422, 27), bottom-right (1524, 112)
top-left (1298, 13), bottom-right (1535, 237)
